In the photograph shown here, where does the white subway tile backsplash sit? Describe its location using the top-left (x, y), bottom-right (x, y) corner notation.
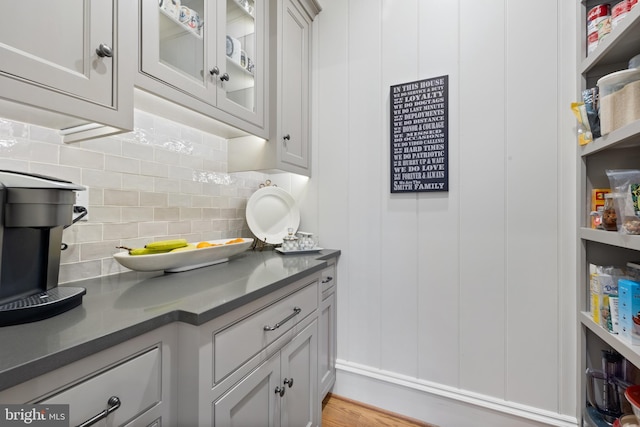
top-left (122, 174), bottom-right (155, 192)
top-left (75, 136), bottom-right (123, 156)
top-left (104, 189), bottom-right (139, 206)
top-left (202, 208), bottom-right (221, 219)
top-left (87, 206), bottom-right (121, 223)
top-left (59, 260), bottom-right (102, 283)
top-left (168, 193), bottom-right (191, 207)
top-left (30, 163), bottom-right (81, 183)
top-left (154, 117), bottom-right (182, 139)
top-left (179, 207), bottom-right (202, 220)
top-left (154, 207), bottom-right (180, 221)
top-left (28, 125), bottom-right (60, 144)
top-left (140, 160), bottom-right (169, 178)
top-left (192, 220), bottom-right (212, 233)
top-left (154, 177), bottom-right (181, 193)
top-left (0, 159), bottom-right (28, 172)
top-left (60, 244), bottom-right (80, 264)
top-left (103, 223), bottom-right (139, 239)
top-left (140, 191), bottom-right (168, 207)
top-left (168, 220), bottom-right (191, 235)
top-left (64, 224), bottom-right (104, 244)
top-left (83, 169), bottom-right (123, 189)
top-left (121, 207), bottom-right (154, 222)
top-left (138, 221), bottom-right (169, 237)
top-left (0, 118), bottom-right (28, 138)
top-left (211, 219), bottom-right (229, 232)
top-left (180, 179), bottom-right (202, 194)
top-left (191, 195), bottom-right (212, 208)
top-left (0, 114), bottom-right (266, 283)
top-left (81, 241), bottom-right (121, 261)
top-left (122, 141), bottom-right (154, 160)
top-left (106, 155), bottom-right (140, 174)
top-left (60, 145), bottom-right (105, 169)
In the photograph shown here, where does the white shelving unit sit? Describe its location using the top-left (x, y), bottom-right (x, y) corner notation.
top-left (578, 2), bottom-right (640, 425)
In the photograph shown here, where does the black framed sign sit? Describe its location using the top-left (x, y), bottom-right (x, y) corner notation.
top-left (390, 75), bottom-right (448, 193)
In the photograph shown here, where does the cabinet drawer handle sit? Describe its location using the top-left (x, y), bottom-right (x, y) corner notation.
top-left (77, 396), bottom-right (121, 427)
top-left (263, 307), bottom-right (301, 331)
top-left (220, 73), bottom-right (230, 82)
top-left (283, 134), bottom-right (291, 141)
top-left (95, 44), bottom-right (113, 58)
top-left (275, 386), bottom-right (285, 397)
top-left (209, 66), bottom-right (220, 76)
top-left (284, 377), bottom-right (294, 388)
top-left (321, 276), bottom-right (333, 284)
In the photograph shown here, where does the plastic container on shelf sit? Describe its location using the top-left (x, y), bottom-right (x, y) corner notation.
top-left (598, 68), bottom-right (640, 135)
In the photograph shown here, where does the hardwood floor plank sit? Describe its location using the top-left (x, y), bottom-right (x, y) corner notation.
top-left (322, 393), bottom-right (439, 427)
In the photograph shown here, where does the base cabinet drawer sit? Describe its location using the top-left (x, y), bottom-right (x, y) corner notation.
top-left (213, 320), bottom-right (318, 427)
top-left (213, 281), bottom-right (318, 383)
top-left (41, 347), bottom-right (161, 426)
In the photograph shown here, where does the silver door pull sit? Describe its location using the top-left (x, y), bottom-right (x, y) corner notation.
top-left (77, 396), bottom-right (121, 427)
top-left (321, 276), bottom-right (333, 284)
top-left (264, 307), bottom-right (301, 331)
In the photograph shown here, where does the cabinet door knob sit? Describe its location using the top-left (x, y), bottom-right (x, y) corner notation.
top-left (95, 44), bottom-right (113, 58)
top-left (283, 134), bottom-right (290, 141)
top-left (220, 73), bottom-right (230, 82)
top-left (209, 66), bottom-right (220, 76)
top-left (284, 377), bottom-right (294, 388)
top-left (275, 386), bottom-right (285, 397)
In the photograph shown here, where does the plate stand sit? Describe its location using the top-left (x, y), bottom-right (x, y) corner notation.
top-left (251, 237), bottom-right (279, 252)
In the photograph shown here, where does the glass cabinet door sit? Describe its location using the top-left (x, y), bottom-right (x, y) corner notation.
top-left (217, 0), bottom-right (264, 126)
top-left (141, 0), bottom-right (215, 102)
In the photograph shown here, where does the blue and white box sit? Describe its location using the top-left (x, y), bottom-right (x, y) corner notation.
top-left (618, 278), bottom-right (640, 344)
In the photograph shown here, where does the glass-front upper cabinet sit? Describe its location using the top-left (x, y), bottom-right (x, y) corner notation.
top-left (141, 0), bottom-right (211, 100)
top-left (139, 0), bottom-right (266, 136)
top-left (216, 0), bottom-right (262, 123)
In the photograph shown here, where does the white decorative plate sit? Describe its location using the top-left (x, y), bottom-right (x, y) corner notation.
top-left (113, 238), bottom-right (253, 272)
top-left (246, 187), bottom-right (300, 244)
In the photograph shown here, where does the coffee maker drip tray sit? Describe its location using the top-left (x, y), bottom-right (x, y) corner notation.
top-left (0, 287), bottom-right (86, 326)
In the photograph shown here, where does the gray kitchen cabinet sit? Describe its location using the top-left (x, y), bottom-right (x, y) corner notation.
top-left (319, 260), bottom-right (337, 400)
top-left (177, 275), bottom-right (320, 426)
top-left (0, 0), bottom-right (135, 143)
top-left (0, 325), bottom-right (177, 426)
top-left (137, 0), bottom-right (267, 138)
top-left (214, 320), bottom-right (318, 427)
top-left (228, 0), bottom-right (321, 176)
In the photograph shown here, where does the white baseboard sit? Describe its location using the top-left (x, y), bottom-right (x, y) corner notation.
top-left (333, 360), bottom-right (578, 427)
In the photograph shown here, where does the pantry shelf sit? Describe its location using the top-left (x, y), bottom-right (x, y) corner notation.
top-left (580, 311), bottom-right (640, 370)
top-left (580, 227), bottom-right (640, 251)
top-left (580, 5), bottom-right (640, 76)
top-left (579, 119), bottom-right (640, 157)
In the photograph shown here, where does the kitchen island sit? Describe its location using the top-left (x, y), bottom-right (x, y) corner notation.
top-left (0, 248), bottom-right (339, 426)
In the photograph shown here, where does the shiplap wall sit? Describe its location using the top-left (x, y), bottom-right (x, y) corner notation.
top-left (310, 1), bottom-right (578, 425)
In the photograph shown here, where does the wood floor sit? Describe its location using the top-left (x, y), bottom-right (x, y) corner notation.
top-left (322, 393), bottom-right (439, 427)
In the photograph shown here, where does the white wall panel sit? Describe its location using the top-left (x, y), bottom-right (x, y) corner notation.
top-left (503, 0), bottom-right (560, 411)
top-left (379, 0), bottom-right (420, 377)
top-left (343, 0), bottom-right (385, 368)
top-left (314, 0), bottom-right (352, 361)
top-left (314, 0), bottom-right (576, 423)
top-left (458, 0), bottom-right (507, 398)
top-left (416, 1), bottom-right (461, 387)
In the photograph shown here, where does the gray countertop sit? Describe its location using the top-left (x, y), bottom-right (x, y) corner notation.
top-left (0, 248), bottom-right (340, 392)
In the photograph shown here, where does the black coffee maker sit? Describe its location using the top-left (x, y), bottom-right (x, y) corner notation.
top-left (0, 171), bottom-right (86, 326)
